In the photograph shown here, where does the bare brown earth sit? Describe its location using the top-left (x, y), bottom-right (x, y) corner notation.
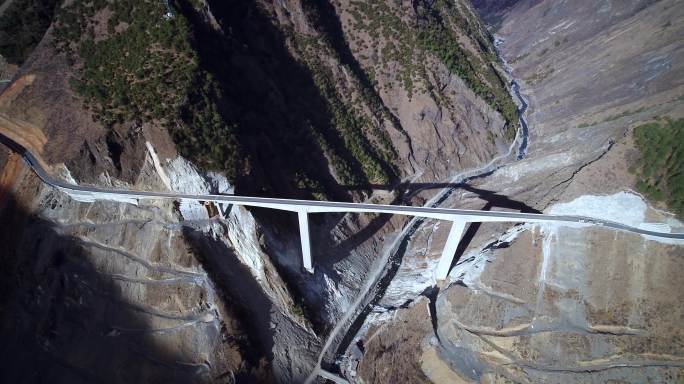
top-left (0, 73), bottom-right (35, 109)
top-left (434, 224), bottom-right (684, 383)
top-left (0, 75), bottom-right (47, 156)
top-left (0, 150), bottom-right (25, 206)
top-left (0, 148), bottom-right (274, 383)
top-left (353, 1), bottom-right (684, 383)
top-left (356, 299), bottom-right (433, 383)
top-left (0, 113), bottom-right (49, 165)
top-left (3, 1), bottom-right (682, 383)
top-left (0, 74), bottom-right (54, 179)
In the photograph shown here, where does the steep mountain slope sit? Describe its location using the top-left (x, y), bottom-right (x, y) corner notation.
top-left (0, 0), bottom-right (58, 65)
top-left (0, 0), bottom-right (524, 382)
top-left (0, 174), bottom-right (270, 383)
top-left (491, 0), bottom-right (684, 213)
top-left (8, 0), bottom-right (516, 199)
top-left (470, 0), bottom-right (522, 29)
top-left (5, 0), bottom-right (681, 382)
top-left (348, 0), bottom-right (684, 382)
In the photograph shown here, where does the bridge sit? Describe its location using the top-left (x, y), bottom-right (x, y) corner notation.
top-left (2, 134), bottom-right (682, 282)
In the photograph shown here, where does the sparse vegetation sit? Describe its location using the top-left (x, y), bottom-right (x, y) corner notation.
top-left (632, 118), bottom-right (684, 217)
top-left (578, 107), bottom-right (647, 128)
top-left (0, 0), bottom-right (59, 64)
top-left (418, 19), bottom-right (518, 139)
top-left (312, 67), bottom-right (393, 185)
top-left (291, 32), bottom-right (395, 186)
top-left (349, 1), bottom-right (422, 98)
top-left (604, 107), bottom-right (647, 122)
top-left (53, 0), bottom-right (241, 177)
top-left (45, 0), bottom-right (520, 194)
top-left (417, 1), bottom-right (518, 138)
top-left (509, 52), bottom-right (529, 65)
top-left (524, 65), bottom-right (554, 85)
top-left (348, 0), bottom-right (519, 139)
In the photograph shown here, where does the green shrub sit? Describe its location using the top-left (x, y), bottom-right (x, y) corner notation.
top-left (53, 0), bottom-right (241, 178)
top-left (418, 19), bottom-right (518, 137)
top-left (0, 0), bottom-right (59, 64)
top-left (348, 1), bottom-right (519, 138)
top-left (290, 28), bottom-right (397, 187)
top-left (632, 118), bottom-right (684, 217)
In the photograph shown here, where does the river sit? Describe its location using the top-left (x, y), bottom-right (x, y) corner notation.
top-left (305, 36), bottom-right (532, 383)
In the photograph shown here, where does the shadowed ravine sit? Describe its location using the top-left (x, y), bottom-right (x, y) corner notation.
top-left (307, 55), bottom-right (533, 380)
top-left (0, 194), bottom-right (216, 383)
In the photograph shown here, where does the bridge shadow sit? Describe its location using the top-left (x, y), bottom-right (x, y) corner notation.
top-left (312, 182), bottom-right (540, 276)
top-left (183, 0), bottom-right (401, 202)
top-left (322, 184), bottom-right (539, 370)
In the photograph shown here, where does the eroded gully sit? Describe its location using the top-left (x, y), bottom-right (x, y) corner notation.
top-left (305, 37), bottom-right (531, 382)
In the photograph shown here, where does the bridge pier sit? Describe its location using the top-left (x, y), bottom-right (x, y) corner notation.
top-left (217, 202), bottom-right (232, 218)
top-left (435, 220), bottom-right (467, 281)
top-left (298, 210), bottom-right (314, 273)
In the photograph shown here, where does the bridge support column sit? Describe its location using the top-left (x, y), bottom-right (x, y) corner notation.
top-left (298, 210), bottom-right (314, 273)
top-left (435, 220), bottom-right (467, 281)
top-left (217, 202), bottom-right (232, 218)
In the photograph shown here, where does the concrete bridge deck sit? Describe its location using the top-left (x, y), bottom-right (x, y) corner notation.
top-left (2, 133), bottom-right (683, 281)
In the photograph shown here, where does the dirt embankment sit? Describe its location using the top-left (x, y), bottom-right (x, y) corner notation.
top-left (0, 151), bottom-right (24, 207)
top-left (0, 74), bottom-right (50, 208)
top-left (0, 75), bottom-right (48, 159)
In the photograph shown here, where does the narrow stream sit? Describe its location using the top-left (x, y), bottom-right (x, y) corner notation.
top-left (329, 37), bottom-right (532, 377)
top-left (512, 80), bottom-right (529, 159)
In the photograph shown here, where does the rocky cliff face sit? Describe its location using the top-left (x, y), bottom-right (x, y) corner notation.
top-left (0, 0), bottom-right (523, 383)
top-left (0, 149), bottom-right (270, 382)
top-left (4, 0), bottom-right (513, 198)
top-left (347, 0), bottom-right (684, 383)
top-left (469, 0), bottom-right (522, 28)
top-left (2, 0), bottom-right (683, 382)
top-left (429, 194), bottom-right (684, 383)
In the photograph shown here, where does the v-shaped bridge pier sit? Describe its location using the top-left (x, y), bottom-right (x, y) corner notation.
top-left (292, 204), bottom-right (469, 280)
top-left (4, 118), bottom-right (683, 286)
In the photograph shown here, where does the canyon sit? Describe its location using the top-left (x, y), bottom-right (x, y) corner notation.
top-left (0, 0), bottom-right (683, 383)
